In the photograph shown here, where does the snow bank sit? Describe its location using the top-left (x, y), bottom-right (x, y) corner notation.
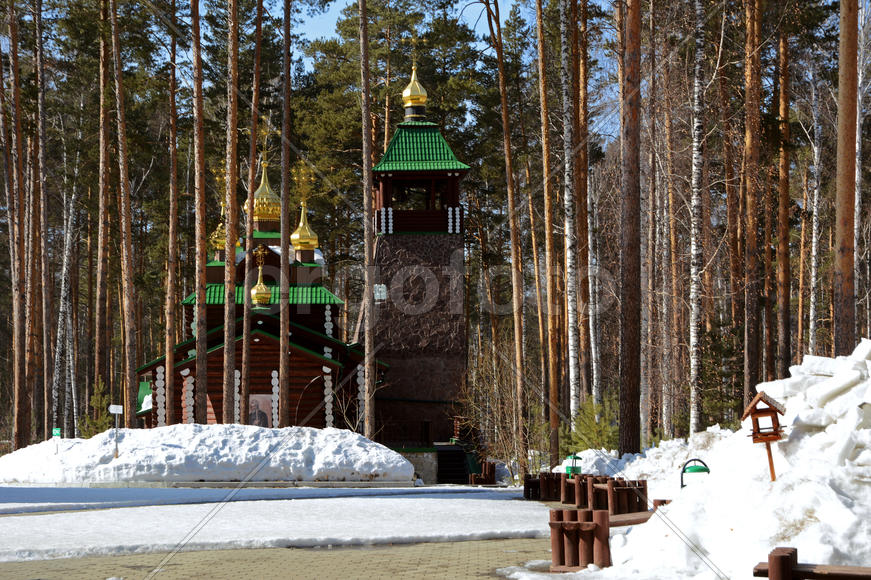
top-left (0, 424), bottom-right (414, 484)
top-left (544, 342), bottom-right (871, 578)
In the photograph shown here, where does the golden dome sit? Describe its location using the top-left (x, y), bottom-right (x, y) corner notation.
top-left (291, 200), bottom-right (319, 251)
top-left (251, 265), bottom-right (271, 305)
top-left (247, 162), bottom-right (281, 222)
top-left (402, 64), bottom-right (427, 108)
top-left (209, 222), bottom-right (227, 250)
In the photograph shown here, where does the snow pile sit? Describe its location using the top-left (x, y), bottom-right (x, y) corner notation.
top-left (542, 340), bottom-right (871, 578)
top-left (0, 424), bottom-right (414, 484)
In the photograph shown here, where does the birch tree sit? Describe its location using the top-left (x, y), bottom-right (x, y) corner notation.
top-left (688, 0), bottom-right (704, 434)
top-left (559, 0), bottom-right (581, 424)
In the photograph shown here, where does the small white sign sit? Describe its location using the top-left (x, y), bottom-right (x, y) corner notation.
top-left (108, 405), bottom-right (123, 415)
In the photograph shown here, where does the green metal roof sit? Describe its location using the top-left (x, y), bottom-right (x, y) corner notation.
top-left (373, 121), bottom-right (470, 173)
top-left (181, 284), bottom-right (343, 306)
top-left (253, 231), bottom-right (281, 240)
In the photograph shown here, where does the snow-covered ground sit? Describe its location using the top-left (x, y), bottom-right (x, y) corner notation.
top-left (0, 487), bottom-right (548, 562)
top-left (505, 340), bottom-right (871, 578)
top-left (2, 343), bottom-right (870, 576)
top-left (0, 424), bottom-right (413, 484)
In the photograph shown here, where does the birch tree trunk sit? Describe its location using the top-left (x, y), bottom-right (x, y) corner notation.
top-left (809, 65), bottom-right (822, 356)
top-left (688, 0), bottom-right (704, 434)
top-left (559, 0), bottom-right (581, 425)
top-left (223, 0), bottom-right (240, 424)
top-left (834, 0), bottom-right (858, 355)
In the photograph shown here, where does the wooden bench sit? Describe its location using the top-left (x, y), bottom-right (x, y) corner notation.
top-left (753, 547), bottom-right (871, 580)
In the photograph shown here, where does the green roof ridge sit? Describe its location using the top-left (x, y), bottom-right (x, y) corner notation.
top-left (181, 283), bottom-right (343, 306)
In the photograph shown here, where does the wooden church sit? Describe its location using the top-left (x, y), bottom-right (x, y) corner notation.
top-left (137, 66), bottom-right (468, 455)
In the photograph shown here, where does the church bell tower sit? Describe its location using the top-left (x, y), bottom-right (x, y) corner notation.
top-left (372, 65), bottom-right (470, 447)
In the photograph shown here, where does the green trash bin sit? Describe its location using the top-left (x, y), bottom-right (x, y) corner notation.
top-left (680, 458), bottom-right (710, 488)
top-left (565, 454), bottom-right (583, 476)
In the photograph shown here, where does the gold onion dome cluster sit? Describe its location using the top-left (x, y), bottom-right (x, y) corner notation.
top-left (291, 200), bottom-right (319, 251)
top-left (248, 161), bottom-right (281, 221)
top-left (402, 64), bottom-right (427, 108)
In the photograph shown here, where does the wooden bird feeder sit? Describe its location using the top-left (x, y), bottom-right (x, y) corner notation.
top-left (741, 392), bottom-right (786, 481)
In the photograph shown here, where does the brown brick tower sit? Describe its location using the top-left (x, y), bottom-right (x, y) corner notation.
top-left (372, 66), bottom-right (469, 448)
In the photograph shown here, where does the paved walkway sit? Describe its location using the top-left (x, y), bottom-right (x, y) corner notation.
top-left (0, 538), bottom-right (551, 579)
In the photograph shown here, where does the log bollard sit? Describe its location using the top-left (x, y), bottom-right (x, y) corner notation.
top-left (639, 480), bottom-right (649, 512)
top-left (578, 509), bottom-right (593, 566)
top-left (606, 478), bottom-right (616, 515)
top-left (549, 508), bottom-right (611, 572)
top-left (592, 509), bottom-right (611, 567)
top-left (549, 509), bottom-right (564, 570)
top-left (560, 473), bottom-right (568, 504)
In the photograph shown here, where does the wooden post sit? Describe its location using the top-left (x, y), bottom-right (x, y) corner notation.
top-left (574, 475), bottom-right (584, 508)
top-left (563, 510), bottom-right (580, 568)
top-left (579, 509), bottom-right (593, 566)
top-left (768, 547), bottom-right (797, 580)
top-left (766, 441), bottom-right (777, 481)
top-left (549, 509), bottom-right (564, 569)
top-left (587, 475), bottom-right (596, 510)
top-left (640, 480), bottom-right (649, 512)
top-left (607, 478), bottom-right (616, 515)
top-left (592, 509), bottom-right (611, 567)
top-left (561, 472), bottom-right (568, 503)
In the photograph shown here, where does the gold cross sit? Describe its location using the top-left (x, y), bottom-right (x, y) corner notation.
top-left (258, 116), bottom-right (280, 160)
top-left (253, 244), bottom-right (269, 267)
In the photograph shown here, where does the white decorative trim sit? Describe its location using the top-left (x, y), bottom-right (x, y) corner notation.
top-left (155, 366), bottom-right (166, 426)
top-left (234, 369), bottom-right (241, 423)
top-left (183, 374), bottom-right (195, 424)
top-left (387, 207), bottom-right (394, 234)
top-left (323, 367), bottom-right (333, 428)
top-left (271, 370), bottom-right (280, 427)
top-left (356, 365), bottom-right (366, 431)
top-left (323, 346), bottom-right (333, 359)
top-left (324, 304), bottom-right (333, 337)
top-left (447, 206), bottom-right (453, 233)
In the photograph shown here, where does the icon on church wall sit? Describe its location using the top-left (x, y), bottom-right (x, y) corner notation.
top-left (248, 395), bottom-right (272, 428)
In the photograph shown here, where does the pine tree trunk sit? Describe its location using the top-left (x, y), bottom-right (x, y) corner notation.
top-left (223, 0), bottom-right (240, 424)
top-left (535, 0), bottom-right (560, 465)
top-left (688, 0), bottom-right (704, 434)
top-left (110, 0), bottom-right (139, 428)
top-left (664, 56), bottom-right (679, 424)
top-left (484, 0), bottom-right (527, 474)
top-left (620, 0), bottom-right (641, 454)
top-left (279, 0), bottom-right (292, 428)
top-left (241, 0), bottom-right (263, 426)
top-left (764, 171), bottom-right (775, 382)
top-left (559, 0), bottom-right (581, 426)
top-left (9, 0), bottom-right (29, 449)
top-left (164, 0), bottom-right (179, 426)
top-left (36, 0), bottom-right (52, 442)
top-left (94, 0), bottom-right (110, 422)
top-left (191, 0), bottom-right (209, 423)
top-left (855, 1), bottom-right (869, 338)
top-left (776, 30), bottom-right (791, 377)
top-left (743, 0), bottom-right (762, 405)
top-left (577, 0), bottom-right (592, 408)
top-left (644, 0), bottom-right (656, 443)
top-left (797, 169), bottom-right (808, 360)
top-left (835, 0), bottom-right (858, 355)
top-left (359, 0), bottom-right (376, 438)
